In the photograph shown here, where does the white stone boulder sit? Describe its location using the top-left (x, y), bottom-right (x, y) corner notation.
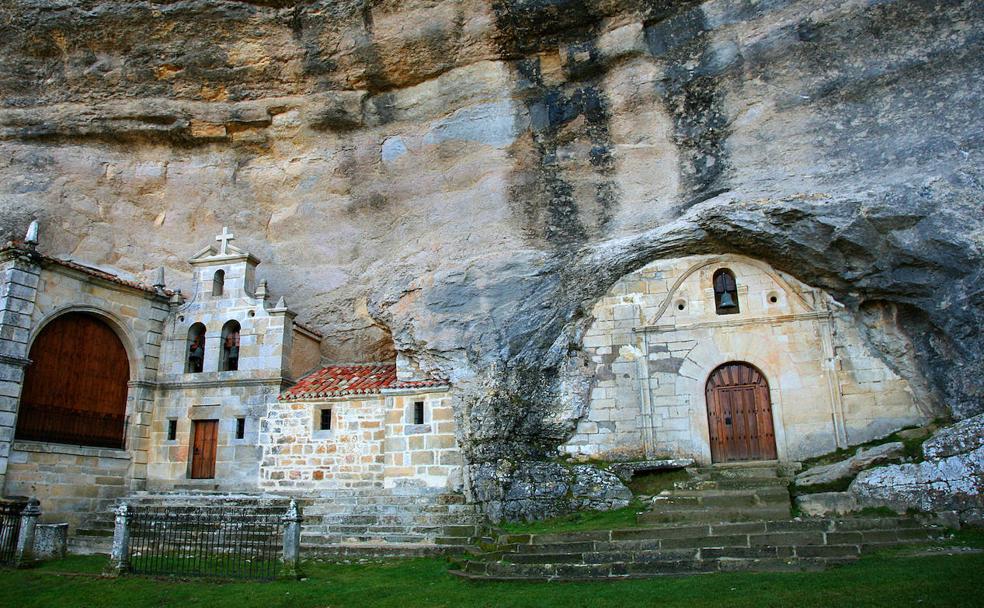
top-left (796, 442), bottom-right (905, 486)
top-left (848, 414), bottom-right (984, 525)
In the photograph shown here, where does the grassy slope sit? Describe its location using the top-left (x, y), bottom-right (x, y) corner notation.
top-left (2, 534), bottom-right (983, 608)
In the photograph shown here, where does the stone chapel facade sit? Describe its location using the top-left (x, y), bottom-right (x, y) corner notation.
top-left (562, 254), bottom-right (929, 465)
top-left (0, 227), bottom-right (456, 531)
top-left (0, 226), bottom-right (932, 536)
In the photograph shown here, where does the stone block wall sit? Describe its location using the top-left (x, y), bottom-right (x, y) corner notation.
top-left (383, 392), bottom-right (461, 490)
top-left (259, 389), bottom-right (462, 494)
top-left (27, 263), bottom-right (170, 489)
top-left (832, 314), bottom-right (924, 444)
top-left (288, 327), bottom-right (322, 380)
top-left (4, 441), bottom-right (129, 531)
top-left (563, 254), bottom-right (926, 464)
top-left (0, 252), bottom-right (39, 489)
top-left (148, 245), bottom-right (309, 490)
top-left (147, 381), bottom-right (283, 491)
top-left (1, 253), bottom-right (168, 519)
top-left (260, 395), bottom-right (387, 492)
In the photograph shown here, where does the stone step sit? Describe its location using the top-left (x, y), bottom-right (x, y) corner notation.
top-left (654, 486), bottom-right (791, 506)
top-left (453, 556), bottom-right (855, 580)
top-left (457, 518), bottom-right (943, 581)
top-left (674, 477), bottom-right (790, 491)
top-left (499, 518), bottom-right (940, 548)
top-left (301, 542), bottom-right (457, 559)
top-left (67, 535), bottom-right (113, 555)
top-left (74, 527), bottom-right (114, 538)
top-left (506, 543), bottom-right (866, 565)
top-left (639, 505), bottom-right (792, 524)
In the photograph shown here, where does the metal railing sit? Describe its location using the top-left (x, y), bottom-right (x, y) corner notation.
top-left (0, 500), bottom-right (25, 565)
top-left (110, 501), bottom-right (303, 580)
top-left (0, 497), bottom-right (41, 567)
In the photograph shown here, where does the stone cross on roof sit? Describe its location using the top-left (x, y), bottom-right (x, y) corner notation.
top-left (215, 226), bottom-right (234, 256)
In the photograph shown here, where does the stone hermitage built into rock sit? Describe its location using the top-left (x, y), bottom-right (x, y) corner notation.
top-left (0, 223), bottom-right (940, 542)
top-left (0, 0), bottom-right (981, 546)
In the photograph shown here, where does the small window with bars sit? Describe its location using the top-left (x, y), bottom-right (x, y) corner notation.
top-left (235, 417), bottom-right (246, 439)
top-left (167, 419), bottom-right (177, 441)
top-left (413, 401), bottom-right (425, 425)
top-left (319, 408), bottom-right (332, 431)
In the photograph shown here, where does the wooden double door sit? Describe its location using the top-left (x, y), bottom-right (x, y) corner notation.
top-left (705, 363), bottom-right (778, 463)
top-left (190, 420), bottom-right (218, 479)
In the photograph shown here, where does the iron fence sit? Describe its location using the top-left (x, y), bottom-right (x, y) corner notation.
top-left (0, 499), bottom-right (27, 565)
top-left (126, 506), bottom-right (285, 579)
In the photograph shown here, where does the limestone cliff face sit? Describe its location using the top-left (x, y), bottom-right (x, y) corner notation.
top-left (1, 0), bottom-right (982, 469)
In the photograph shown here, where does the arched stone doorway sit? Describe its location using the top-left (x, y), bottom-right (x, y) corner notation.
top-left (15, 312), bottom-right (130, 449)
top-left (705, 362), bottom-right (777, 463)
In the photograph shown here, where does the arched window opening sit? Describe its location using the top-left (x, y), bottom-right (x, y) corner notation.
top-left (219, 320), bottom-right (241, 372)
top-left (15, 312), bottom-right (130, 449)
top-left (185, 323), bottom-right (206, 373)
top-left (713, 269), bottom-right (740, 315)
top-left (212, 270), bottom-right (225, 297)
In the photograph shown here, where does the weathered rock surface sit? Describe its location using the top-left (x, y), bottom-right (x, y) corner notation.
top-left (796, 492), bottom-right (859, 518)
top-left (796, 442), bottom-right (905, 487)
top-left (470, 461), bottom-right (632, 522)
top-left (849, 414), bottom-right (984, 525)
top-left (922, 415), bottom-right (984, 461)
top-left (1, 0), bottom-right (983, 516)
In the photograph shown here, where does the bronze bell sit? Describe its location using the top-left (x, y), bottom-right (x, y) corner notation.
top-left (718, 291), bottom-right (737, 309)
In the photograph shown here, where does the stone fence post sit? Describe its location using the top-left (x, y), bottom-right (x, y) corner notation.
top-left (280, 499), bottom-right (303, 579)
top-left (13, 497), bottom-right (40, 568)
top-left (105, 502), bottom-right (131, 576)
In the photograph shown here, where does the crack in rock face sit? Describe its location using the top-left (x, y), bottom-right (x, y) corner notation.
top-left (1, 0), bottom-right (982, 519)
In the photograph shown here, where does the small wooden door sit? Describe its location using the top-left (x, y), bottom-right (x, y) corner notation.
top-left (705, 363), bottom-right (777, 463)
top-left (190, 420), bottom-right (218, 479)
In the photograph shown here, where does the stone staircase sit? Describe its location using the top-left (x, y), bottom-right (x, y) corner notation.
top-left (70, 489), bottom-right (488, 558)
top-left (300, 488), bottom-right (487, 558)
top-left (640, 462), bottom-right (794, 524)
top-left (451, 516), bottom-right (947, 581)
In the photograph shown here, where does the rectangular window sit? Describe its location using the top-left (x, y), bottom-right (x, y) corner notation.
top-left (319, 409), bottom-right (332, 431)
top-left (413, 401), bottom-right (425, 425)
top-left (167, 419), bottom-right (177, 441)
top-left (235, 417), bottom-right (246, 439)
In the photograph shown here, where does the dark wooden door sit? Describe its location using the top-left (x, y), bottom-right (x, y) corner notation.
top-left (16, 312), bottom-right (130, 448)
top-left (190, 420), bottom-right (218, 479)
top-left (705, 363), bottom-right (777, 463)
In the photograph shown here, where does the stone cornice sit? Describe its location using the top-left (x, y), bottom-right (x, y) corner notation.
top-left (0, 353), bottom-right (31, 367)
top-left (636, 310), bottom-right (833, 334)
top-left (156, 376), bottom-right (290, 391)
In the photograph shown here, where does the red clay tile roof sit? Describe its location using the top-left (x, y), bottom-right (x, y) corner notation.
top-left (2, 242), bottom-right (173, 297)
top-left (280, 363), bottom-right (448, 400)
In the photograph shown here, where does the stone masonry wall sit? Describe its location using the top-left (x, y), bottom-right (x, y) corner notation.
top-left (1, 256), bottom-right (168, 521)
top-left (260, 389), bottom-right (461, 494)
top-left (147, 249), bottom-right (298, 490)
top-left (563, 254), bottom-right (925, 463)
top-left (260, 395), bottom-right (387, 492)
top-left (383, 392), bottom-right (461, 491)
top-left (4, 440), bottom-right (129, 532)
top-left (147, 382), bottom-right (282, 491)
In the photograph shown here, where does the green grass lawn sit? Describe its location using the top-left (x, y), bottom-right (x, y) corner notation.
top-left (2, 533), bottom-right (983, 608)
top-left (498, 500), bottom-right (647, 535)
